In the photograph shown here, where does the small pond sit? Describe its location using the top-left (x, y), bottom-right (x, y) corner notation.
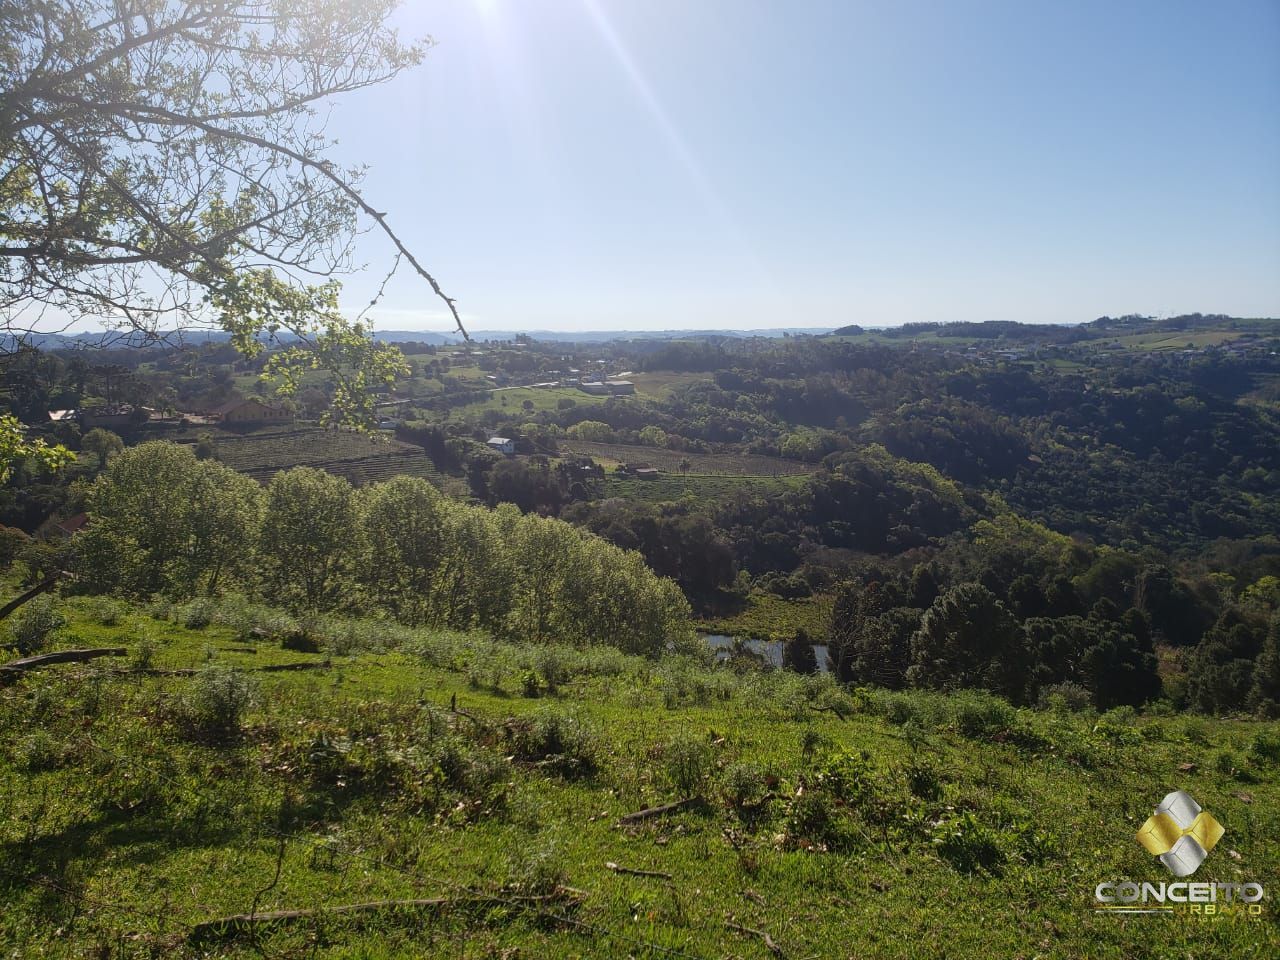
top-left (703, 634), bottom-right (831, 673)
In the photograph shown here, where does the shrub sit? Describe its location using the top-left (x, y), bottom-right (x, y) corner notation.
top-left (535, 646), bottom-right (567, 694)
top-left (721, 762), bottom-right (770, 812)
top-left (6, 597), bottom-right (66, 655)
top-left (326, 623), bottom-right (363, 657)
top-left (658, 657), bottom-right (728, 709)
top-left (520, 670), bottom-right (542, 698)
top-left (662, 731), bottom-right (714, 797)
top-left (505, 836), bottom-right (567, 896)
top-left (146, 598), bottom-right (176, 622)
top-left (132, 635), bottom-right (158, 672)
top-left (181, 599), bottom-right (214, 630)
top-left (1213, 749), bottom-right (1240, 777)
top-left (1182, 718), bottom-right (1210, 745)
top-left (15, 730), bottom-right (64, 772)
top-left (179, 666), bottom-right (256, 742)
top-left (505, 708), bottom-right (599, 778)
top-left (949, 691), bottom-right (1016, 739)
top-left (279, 627), bottom-right (322, 653)
top-left (932, 811), bottom-right (1004, 873)
top-left (901, 758), bottom-right (943, 801)
top-left (799, 728), bottom-right (829, 761)
top-left (815, 750), bottom-right (877, 805)
top-left (1006, 817), bottom-right (1058, 865)
top-left (1248, 731), bottom-right (1280, 766)
top-left (86, 597), bottom-right (124, 626)
top-left (1038, 682), bottom-right (1092, 713)
top-left (785, 791), bottom-right (852, 852)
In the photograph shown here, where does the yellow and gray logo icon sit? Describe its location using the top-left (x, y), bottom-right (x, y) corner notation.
top-left (1136, 790), bottom-right (1224, 877)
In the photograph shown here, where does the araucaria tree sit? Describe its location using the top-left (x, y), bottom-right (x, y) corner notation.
top-left (1, 0), bottom-right (465, 427)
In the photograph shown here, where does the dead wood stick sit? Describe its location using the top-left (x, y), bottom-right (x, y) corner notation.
top-left (605, 862), bottom-right (673, 880)
top-left (189, 891), bottom-right (575, 942)
top-left (616, 796), bottom-right (701, 825)
top-left (0, 572), bottom-right (69, 623)
top-left (806, 703), bottom-right (848, 718)
top-left (448, 696), bottom-right (492, 729)
top-left (740, 792), bottom-right (781, 814)
top-left (0, 647), bottom-right (126, 683)
top-left (258, 660), bottom-right (331, 672)
top-left (726, 919), bottom-right (786, 957)
top-left (123, 661), bottom-right (331, 678)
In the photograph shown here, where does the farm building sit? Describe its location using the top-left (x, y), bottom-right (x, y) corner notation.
top-left (79, 405), bottom-right (145, 429)
top-left (487, 436), bottom-right (515, 455)
top-left (619, 462), bottom-right (660, 479)
top-left (578, 380), bottom-right (636, 397)
top-left (209, 397), bottom-right (292, 424)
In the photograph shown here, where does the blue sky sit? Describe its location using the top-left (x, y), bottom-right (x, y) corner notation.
top-left (328, 0), bottom-right (1280, 332)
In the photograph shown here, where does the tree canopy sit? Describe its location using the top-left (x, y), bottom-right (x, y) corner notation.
top-left (1, 0), bottom-right (465, 428)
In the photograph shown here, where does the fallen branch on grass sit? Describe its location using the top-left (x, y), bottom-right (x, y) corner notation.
top-left (739, 792), bottom-right (781, 815)
top-left (447, 696), bottom-right (493, 730)
top-left (127, 660), bottom-right (332, 677)
top-left (0, 571), bottom-right (70, 623)
top-left (726, 919), bottom-right (786, 957)
top-left (259, 660), bottom-right (332, 673)
top-left (605, 862), bottom-right (673, 880)
top-left (616, 797), bottom-right (702, 825)
top-left (0, 647), bottom-right (126, 684)
top-left (806, 703), bottom-right (849, 719)
top-left (189, 890), bottom-right (581, 943)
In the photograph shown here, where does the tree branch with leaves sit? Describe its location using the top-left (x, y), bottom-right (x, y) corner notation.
top-left (1, 0), bottom-right (465, 429)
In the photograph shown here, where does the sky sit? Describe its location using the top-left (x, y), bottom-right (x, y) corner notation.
top-left (322, 0), bottom-right (1280, 332)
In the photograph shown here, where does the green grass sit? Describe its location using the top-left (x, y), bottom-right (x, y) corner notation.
top-left (2, 595), bottom-right (1278, 958)
top-left (1101, 330), bottom-right (1245, 351)
top-left (625, 372), bottom-right (713, 400)
top-left (699, 592), bottom-right (834, 641)
top-left (453, 386), bottom-right (601, 416)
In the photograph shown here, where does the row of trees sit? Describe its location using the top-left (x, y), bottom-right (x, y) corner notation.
top-left (76, 443), bottom-right (692, 655)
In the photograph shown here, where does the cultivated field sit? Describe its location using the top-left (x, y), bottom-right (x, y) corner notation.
top-left (560, 441), bottom-right (819, 477)
top-left (162, 426), bottom-right (442, 486)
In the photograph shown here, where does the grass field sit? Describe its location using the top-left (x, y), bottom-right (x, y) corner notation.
top-left (561, 441), bottom-right (820, 477)
top-left (1100, 331), bottom-right (1246, 352)
top-left (2, 594), bottom-right (1277, 958)
top-left (698, 592), bottom-right (835, 641)
top-left (446, 386), bottom-right (602, 417)
top-left (625, 372), bottom-right (713, 400)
